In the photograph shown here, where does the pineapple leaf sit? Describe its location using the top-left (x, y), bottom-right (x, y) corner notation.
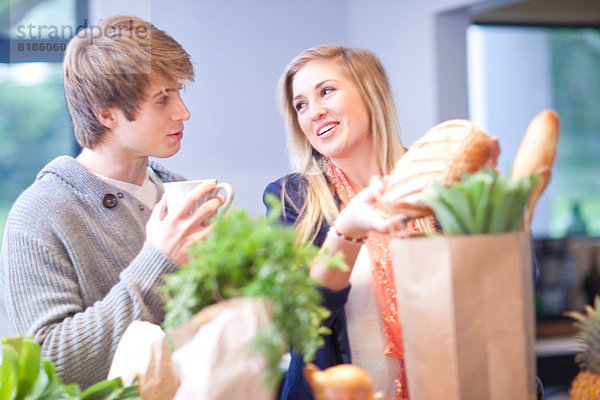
top-left (566, 295), bottom-right (600, 374)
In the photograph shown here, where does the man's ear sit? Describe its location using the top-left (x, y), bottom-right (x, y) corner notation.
top-left (94, 106), bottom-right (119, 130)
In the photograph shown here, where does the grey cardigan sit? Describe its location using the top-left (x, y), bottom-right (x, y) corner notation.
top-left (0, 156), bottom-right (183, 388)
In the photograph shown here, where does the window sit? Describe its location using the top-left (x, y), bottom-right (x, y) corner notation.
top-left (0, 63), bottom-right (76, 232)
top-left (0, 0), bottom-right (87, 239)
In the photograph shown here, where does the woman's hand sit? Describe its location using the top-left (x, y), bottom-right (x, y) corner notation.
top-left (334, 176), bottom-right (407, 240)
top-left (146, 181), bottom-right (225, 265)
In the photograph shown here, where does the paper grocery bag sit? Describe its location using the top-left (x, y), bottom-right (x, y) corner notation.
top-left (109, 297), bottom-right (275, 400)
top-left (391, 232), bottom-right (536, 400)
top-left (170, 297), bottom-right (275, 400)
top-left (108, 321), bottom-right (178, 400)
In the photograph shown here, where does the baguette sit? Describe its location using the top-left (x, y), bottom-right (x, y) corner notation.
top-left (511, 109), bottom-right (560, 230)
top-left (381, 119), bottom-right (499, 218)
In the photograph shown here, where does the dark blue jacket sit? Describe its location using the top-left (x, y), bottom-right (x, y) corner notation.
top-left (264, 173), bottom-right (350, 400)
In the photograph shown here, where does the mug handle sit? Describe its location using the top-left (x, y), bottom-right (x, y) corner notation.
top-left (212, 183), bottom-right (234, 214)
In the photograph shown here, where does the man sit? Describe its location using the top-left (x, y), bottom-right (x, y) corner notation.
top-left (0, 15), bottom-right (222, 388)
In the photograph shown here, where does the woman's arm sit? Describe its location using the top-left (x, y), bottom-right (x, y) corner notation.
top-left (264, 175), bottom-right (404, 290)
top-left (264, 175), bottom-right (351, 330)
top-left (310, 179), bottom-right (406, 291)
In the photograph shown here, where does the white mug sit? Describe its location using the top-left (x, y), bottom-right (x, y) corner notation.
top-left (163, 179), bottom-right (234, 224)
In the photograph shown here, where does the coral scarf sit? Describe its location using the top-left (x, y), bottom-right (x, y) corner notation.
top-left (324, 158), bottom-right (437, 399)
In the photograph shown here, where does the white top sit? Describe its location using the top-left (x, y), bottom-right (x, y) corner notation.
top-left (94, 167), bottom-right (162, 210)
top-left (346, 245), bottom-right (397, 396)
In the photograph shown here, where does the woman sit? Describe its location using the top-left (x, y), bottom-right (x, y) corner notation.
top-left (264, 45), bottom-right (436, 400)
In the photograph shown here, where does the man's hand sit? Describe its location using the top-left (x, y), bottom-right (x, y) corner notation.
top-left (146, 181), bottom-right (225, 265)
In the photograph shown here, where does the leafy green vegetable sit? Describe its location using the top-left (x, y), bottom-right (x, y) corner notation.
top-left (161, 195), bottom-right (346, 387)
top-left (0, 336), bottom-right (140, 400)
top-left (421, 166), bottom-right (536, 234)
top-left (79, 377), bottom-right (137, 400)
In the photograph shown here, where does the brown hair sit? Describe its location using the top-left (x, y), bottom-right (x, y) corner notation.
top-left (63, 15), bottom-right (194, 149)
top-left (278, 45), bottom-right (405, 242)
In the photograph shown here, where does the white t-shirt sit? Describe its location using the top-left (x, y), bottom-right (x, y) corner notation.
top-left (346, 246), bottom-right (397, 396)
top-left (93, 167), bottom-right (162, 210)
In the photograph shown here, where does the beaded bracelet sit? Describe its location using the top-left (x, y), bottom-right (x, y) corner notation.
top-left (329, 226), bottom-right (366, 244)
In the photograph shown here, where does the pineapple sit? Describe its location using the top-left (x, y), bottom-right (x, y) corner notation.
top-left (567, 296), bottom-right (600, 398)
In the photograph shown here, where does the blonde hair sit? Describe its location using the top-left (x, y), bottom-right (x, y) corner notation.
top-left (63, 15), bottom-right (194, 149)
top-left (278, 45), bottom-right (405, 242)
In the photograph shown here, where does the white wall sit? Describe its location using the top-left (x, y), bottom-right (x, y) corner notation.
top-left (346, 0), bottom-right (478, 141)
top-left (90, 0), bottom-right (488, 214)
